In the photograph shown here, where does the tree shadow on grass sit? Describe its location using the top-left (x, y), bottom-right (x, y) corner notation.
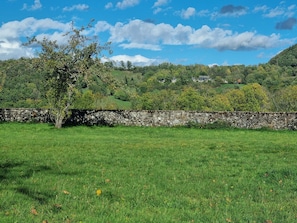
top-left (16, 186), bottom-right (54, 204)
top-left (0, 160), bottom-right (55, 204)
top-left (0, 161), bottom-right (24, 181)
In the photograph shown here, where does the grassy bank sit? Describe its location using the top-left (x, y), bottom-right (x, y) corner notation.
top-left (1, 123), bottom-right (297, 222)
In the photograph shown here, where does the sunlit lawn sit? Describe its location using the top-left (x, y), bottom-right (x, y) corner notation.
top-left (1, 123), bottom-right (297, 222)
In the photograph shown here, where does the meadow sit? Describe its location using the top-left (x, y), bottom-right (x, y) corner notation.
top-left (1, 123), bottom-right (297, 222)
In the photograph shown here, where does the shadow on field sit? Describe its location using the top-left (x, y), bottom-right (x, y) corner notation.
top-left (16, 186), bottom-right (54, 204)
top-left (0, 161), bottom-right (24, 181)
top-left (0, 160), bottom-right (55, 203)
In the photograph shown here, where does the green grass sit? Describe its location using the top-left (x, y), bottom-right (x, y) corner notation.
top-left (96, 96), bottom-right (132, 110)
top-left (215, 83), bottom-right (245, 93)
top-left (107, 96), bottom-right (132, 110)
top-left (1, 123), bottom-right (297, 222)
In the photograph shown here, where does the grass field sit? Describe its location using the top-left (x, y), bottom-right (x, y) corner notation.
top-left (1, 123), bottom-right (297, 222)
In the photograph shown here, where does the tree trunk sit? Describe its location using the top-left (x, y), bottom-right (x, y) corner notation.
top-left (54, 113), bottom-right (64, 128)
top-left (55, 116), bottom-right (63, 128)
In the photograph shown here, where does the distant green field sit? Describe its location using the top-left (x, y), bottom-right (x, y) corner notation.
top-left (98, 96), bottom-right (132, 110)
top-left (1, 123), bottom-right (297, 222)
top-left (215, 83), bottom-right (245, 93)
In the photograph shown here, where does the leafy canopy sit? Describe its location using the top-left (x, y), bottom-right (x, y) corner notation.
top-left (26, 21), bottom-right (111, 128)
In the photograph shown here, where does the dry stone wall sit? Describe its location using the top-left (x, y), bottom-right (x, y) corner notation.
top-left (0, 108), bottom-right (297, 130)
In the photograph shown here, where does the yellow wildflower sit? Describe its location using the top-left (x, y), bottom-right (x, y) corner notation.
top-left (96, 189), bottom-right (102, 196)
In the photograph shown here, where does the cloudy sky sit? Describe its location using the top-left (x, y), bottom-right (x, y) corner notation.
top-left (1, 0), bottom-right (297, 66)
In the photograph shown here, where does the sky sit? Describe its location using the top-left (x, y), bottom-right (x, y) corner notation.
top-left (0, 0), bottom-right (297, 66)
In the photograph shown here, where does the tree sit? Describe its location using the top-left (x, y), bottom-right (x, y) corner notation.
top-left (120, 61), bottom-right (126, 70)
top-left (126, 60), bottom-right (133, 70)
top-left (132, 90), bottom-right (178, 110)
top-left (225, 89), bottom-right (246, 111)
top-left (273, 85), bottom-right (297, 111)
top-left (207, 94), bottom-right (233, 111)
top-left (269, 43), bottom-right (297, 67)
top-left (177, 87), bottom-right (205, 110)
top-left (225, 83), bottom-right (269, 111)
top-left (241, 83), bottom-right (269, 111)
top-left (26, 21), bottom-right (111, 128)
top-left (73, 90), bottom-right (96, 109)
top-left (0, 58), bottom-right (45, 108)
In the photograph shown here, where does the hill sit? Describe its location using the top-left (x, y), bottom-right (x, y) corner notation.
top-left (269, 43), bottom-right (297, 67)
top-left (1, 44), bottom-right (297, 111)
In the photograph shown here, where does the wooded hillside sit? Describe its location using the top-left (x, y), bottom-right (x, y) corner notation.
top-left (269, 44), bottom-right (297, 67)
top-left (1, 44), bottom-right (297, 112)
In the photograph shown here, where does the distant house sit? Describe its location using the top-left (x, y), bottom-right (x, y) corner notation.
top-left (158, 79), bottom-right (166, 83)
top-left (198, 75), bottom-right (211, 82)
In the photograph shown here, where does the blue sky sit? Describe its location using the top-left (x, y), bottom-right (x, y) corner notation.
top-left (0, 0), bottom-right (296, 66)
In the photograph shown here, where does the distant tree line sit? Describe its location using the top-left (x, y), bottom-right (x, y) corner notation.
top-left (1, 55), bottom-right (297, 112)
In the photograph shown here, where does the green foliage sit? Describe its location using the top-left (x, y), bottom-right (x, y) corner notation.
top-left (269, 43), bottom-right (297, 67)
top-left (225, 89), bottom-right (246, 111)
top-left (226, 83), bottom-right (269, 111)
top-left (241, 83), bottom-right (269, 111)
top-left (132, 89), bottom-right (178, 110)
top-left (206, 94), bottom-right (233, 111)
top-left (177, 87), bottom-right (205, 110)
top-left (273, 85), bottom-right (297, 111)
top-left (114, 88), bottom-right (131, 101)
top-left (73, 90), bottom-right (96, 109)
top-left (94, 96), bottom-right (131, 110)
top-left (2, 44), bottom-right (297, 112)
top-left (26, 22), bottom-right (111, 128)
top-left (0, 70), bottom-right (6, 93)
top-left (0, 58), bottom-right (46, 108)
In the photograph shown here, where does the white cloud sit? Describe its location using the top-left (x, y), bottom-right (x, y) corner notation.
top-left (63, 4), bottom-right (89, 12)
top-left (106, 20), bottom-right (193, 46)
top-left (198, 30), bottom-right (281, 51)
top-left (0, 40), bottom-right (34, 60)
top-left (208, 63), bottom-right (219, 67)
top-left (197, 9), bottom-right (210, 17)
top-left (116, 0), bottom-right (139, 10)
top-left (22, 0), bottom-right (42, 11)
top-left (95, 19), bottom-right (294, 51)
top-left (1, 17), bottom-right (295, 61)
top-left (254, 3), bottom-right (296, 18)
top-left (288, 5), bottom-right (296, 11)
top-left (105, 2), bottom-right (113, 9)
top-left (180, 7), bottom-right (196, 19)
top-left (152, 0), bottom-right (171, 14)
top-left (107, 54), bottom-right (162, 66)
top-left (95, 21), bottom-right (113, 33)
top-left (211, 6), bottom-right (247, 20)
top-left (253, 5), bottom-right (269, 13)
top-left (285, 5), bottom-right (296, 17)
top-left (208, 61), bottom-right (230, 67)
top-left (153, 7), bottom-right (162, 15)
top-left (0, 17), bottom-right (70, 60)
top-left (263, 6), bottom-right (285, 18)
top-left (34, 31), bottom-right (69, 45)
top-left (119, 43), bottom-right (161, 51)
top-left (0, 17), bottom-right (69, 39)
top-left (153, 0), bottom-right (169, 8)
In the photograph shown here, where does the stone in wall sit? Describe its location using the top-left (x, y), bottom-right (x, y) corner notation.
top-left (0, 108), bottom-right (297, 130)
top-left (0, 109), bottom-right (50, 123)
